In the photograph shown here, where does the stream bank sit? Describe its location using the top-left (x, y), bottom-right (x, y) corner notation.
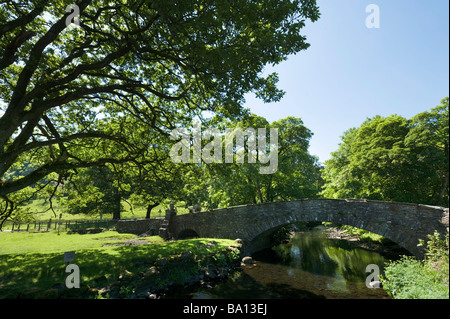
top-left (167, 225), bottom-right (395, 299)
top-left (323, 226), bottom-right (413, 260)
top-left (107, 224), bottom-right (412, 299)
top-left (96, 240), bottom-right (243, 299)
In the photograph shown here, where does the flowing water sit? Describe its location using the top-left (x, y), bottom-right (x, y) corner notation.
top-left (182, 227), bottom-right (391, 299)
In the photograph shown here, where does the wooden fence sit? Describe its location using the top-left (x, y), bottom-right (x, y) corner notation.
top-left (4, 219), bottom-right (117, 232)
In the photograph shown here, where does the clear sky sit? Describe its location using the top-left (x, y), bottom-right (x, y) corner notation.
top-left (244, 0), bottom-right (449, 163)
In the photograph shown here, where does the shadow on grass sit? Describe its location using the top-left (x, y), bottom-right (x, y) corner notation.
top-left (0, 238), bottom-right (234, 298)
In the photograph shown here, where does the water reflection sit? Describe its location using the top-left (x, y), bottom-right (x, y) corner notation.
top-left (291, 229), bottom-right (383, 277)
top-left (189, 227), bottom-right (390, 299)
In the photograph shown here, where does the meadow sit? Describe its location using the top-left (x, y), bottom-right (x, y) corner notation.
top-left (0, 230), bottom-right (238, 299)
top-left (1, 198), bottom-right (190, 230)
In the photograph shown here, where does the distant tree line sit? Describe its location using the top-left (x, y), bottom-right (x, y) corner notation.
top-left (322, 98), bottom-right (449, 207)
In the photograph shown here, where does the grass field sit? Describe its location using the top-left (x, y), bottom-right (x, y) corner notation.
top-left (20, 198), bottom-right (190, 220)
top-left (0, 230), bottom-right (238, 298)
top-left (0, 230), bottom-right (160, 255)
top-left (1, 198), bottom-right (190, 230)
top-left (0, 198), bottom-right (234, 298)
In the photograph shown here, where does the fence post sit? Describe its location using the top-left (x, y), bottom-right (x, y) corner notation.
top-left (58, 214), bottom-right (62, 235)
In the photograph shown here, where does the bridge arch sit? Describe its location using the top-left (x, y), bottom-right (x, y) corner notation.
top-left (171, 199), bottom-right (449, 258)
top-left (177, 229), bottom-right (200, 239)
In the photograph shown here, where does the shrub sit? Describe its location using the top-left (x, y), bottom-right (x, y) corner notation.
top-left (381, 231), bottom-right (449, 299)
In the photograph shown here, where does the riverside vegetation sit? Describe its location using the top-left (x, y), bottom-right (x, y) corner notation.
top-left (0, 0), bottom-right (448, 301)
top-left (330, 225), bottom-right (449, 299)
top-left (270, 222), bottom-right (449, 299)
top-left (1, 221), bottom-right (448, 299)
top-left (381, 231), bottom-right (449, 299)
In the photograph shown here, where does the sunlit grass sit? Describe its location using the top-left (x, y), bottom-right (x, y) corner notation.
top-left (340, 225), bottom-right (389, 244)
top-left (0, 230), bottom-right (237, 298)
top-left (0, 230), bottom-right (161, 255)
top-left (12, 198), bottom-right (189, 222)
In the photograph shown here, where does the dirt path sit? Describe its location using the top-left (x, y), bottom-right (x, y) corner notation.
top-left (102, 239), bottom-right (156, 247)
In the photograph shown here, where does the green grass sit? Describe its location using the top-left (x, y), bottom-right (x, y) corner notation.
top-left (0, 230), bottom-right (238, 298)
top-left (14, 198), bottom-right (189, 221)
top-left (1, 198), bottom-right (191, 230)
top-left (0, 231), bottom-right (161, 255)
top-left (340, 225), bottom-right (389, 244)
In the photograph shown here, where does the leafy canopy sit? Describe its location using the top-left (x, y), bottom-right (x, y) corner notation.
top-left (0, 0), bottom-right (320, 225)
top-left (321, 98), bottom-right (449, 206)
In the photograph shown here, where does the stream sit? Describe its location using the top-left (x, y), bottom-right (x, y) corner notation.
top-left (170, 226), bottom-right (392, 299)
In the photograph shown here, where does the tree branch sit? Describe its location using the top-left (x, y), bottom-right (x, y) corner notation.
top-left (0, 156), bottom-right (135, 197)
top-left (0, 0), bottom-right (93, 148)
top-left (0, 30), bottom-right (36, 70)
top-left (0, 0), bottom-right (47, 37)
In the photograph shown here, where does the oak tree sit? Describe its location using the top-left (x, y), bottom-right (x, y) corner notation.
top-left (0, 0), bottom-right (320, 225)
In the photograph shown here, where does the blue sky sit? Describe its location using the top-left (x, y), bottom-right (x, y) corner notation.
top-left (244, 0), bottom-right (449, 163)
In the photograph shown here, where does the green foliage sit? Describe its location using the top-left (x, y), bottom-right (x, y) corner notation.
top-left (0, 231), bottom-right (238, 298)
top-left (185, 114), bottom-right (323, 209)
top-left (321, 98), bottom-right (449, 206)
top-left (207, 246), bottom-right (241, 267)
top-left (62, 167), bottom-right (122, 218)
top-left (420, 231), bottom-right (448, 258)
top-left (381, 256), bottom-right (449, 299)
top-left (420, 231), bottom-right (449, 285)
top-left (381, 231), bottom-right (449, 299)
top-left (340, 225), bottom-right (388, 244)
top-left (0, 0), bottom-right (321, 227)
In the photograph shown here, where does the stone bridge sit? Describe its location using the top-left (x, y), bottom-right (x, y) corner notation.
top-left (118, 199), bottom-right (449, 258)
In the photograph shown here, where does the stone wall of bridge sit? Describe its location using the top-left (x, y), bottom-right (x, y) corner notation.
top-left (116, 218), bottom-right (163, 235)
top-left (170, 199), bottom-right (449, 258)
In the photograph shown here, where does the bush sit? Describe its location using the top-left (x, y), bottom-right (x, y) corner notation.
top-left (340, 225), bottom-right (388, 244)
top-left (381, 231), bottom-right (449, 299)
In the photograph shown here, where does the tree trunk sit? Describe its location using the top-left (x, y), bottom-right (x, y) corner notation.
top-left (146, 203), bottom-right (159, 219)
top-left (256, 181), bottom-right (264, 203)
top-left (112, 190), bottom-right (121, 220)
top-left (434, 171), bottom-right (449, 205)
